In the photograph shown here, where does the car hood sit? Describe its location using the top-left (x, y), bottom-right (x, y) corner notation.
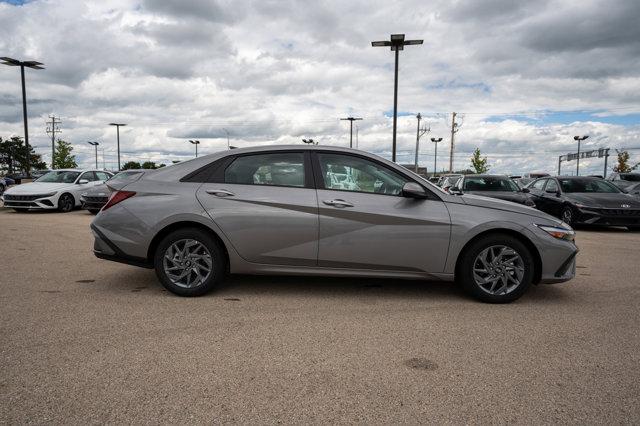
top-left (464, 191), bottom-right (530, 204)
top-left (460, 194), bottom-right (560, 222)
top-left (83, 183), bottom-right (111, 197)
top-left (564, 193), bottom-right (640, 208)
top-left (4, 182), bottom-right (74, 195)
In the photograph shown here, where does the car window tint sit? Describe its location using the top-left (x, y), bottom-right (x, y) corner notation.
top-left (317, 153), bottom-right (407, 195)
top-left (545, 179), bottom-right (558, 192)
top-left (224, 153), bottom-right (305, 187)
top-left (96, 172), bottom-right (109, 181)
top-left (80, 171), bottom-right (97, 182)
top-left (531, 179), bottom-right (546, 190)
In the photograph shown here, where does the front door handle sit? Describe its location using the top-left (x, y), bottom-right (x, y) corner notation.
top-left (323, 199), bottom-right (353, 208)
top-left (206, 189), bottom-right (235, 197)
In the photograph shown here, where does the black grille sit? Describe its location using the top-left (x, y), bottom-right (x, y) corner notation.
top-left (4, 201), bottom-right (38, 207)
top-left (3, 194), bottom-right (46, 201)
top-left (596, 208), bottom-right (640, 216)
top-left (85, 196), bottom-right (108, 203)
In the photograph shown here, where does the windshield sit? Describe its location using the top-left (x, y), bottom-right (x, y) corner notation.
top-left (620, 174), bottom-right (640, 182)
top-left (463, 176), bottom-right (520, 192)
top-left (559, 179), bottom-right (621, 193)
top-left (108, 171), bottom-right (143, 182)
top-left (35, 171), bottom-right (80, 183)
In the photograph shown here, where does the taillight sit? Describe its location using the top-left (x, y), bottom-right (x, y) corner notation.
top-left (102, 190), bottom-right (136, 211)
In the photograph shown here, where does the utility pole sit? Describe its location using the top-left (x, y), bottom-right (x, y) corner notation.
top-left (431, 137), bottom-right (443, 178)
top-left (223, 128), bottom-right (230, 149)
top-left (574, 135), bottom-right (589, 176)
top-left (46, 115), bottom-right (61, 169)
top-left (371, 34), bottom-right (423, 162)
top-left (340, 117), bottom-right (363, 148)
top-left (109, 123), bottom-right (127, 171)
top-left (1, 57), bottom-right (45, 177)
top-left (414, 113), bottom-right (430, 173)
top-left (356, 125), bottom-right (359, 149)
top-left (449, 112), bottom-right (462, 173)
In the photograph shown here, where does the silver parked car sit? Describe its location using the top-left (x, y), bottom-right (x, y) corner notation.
top-left (91, 145), bottom-right (577, 303)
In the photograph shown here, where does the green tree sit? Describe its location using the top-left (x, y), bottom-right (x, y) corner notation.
top-left (470, 148), bottom-right (489, 174)
top-left (612, 150), bottom-right (639, 173)
top-left (0, 136), bottom-right (47, 175)
top-left (122, 161), bottom-right (141, 170)
top-left (141, 161), bottom-right (158, 169)
top-left (52, 139), bottom-right (77, 169)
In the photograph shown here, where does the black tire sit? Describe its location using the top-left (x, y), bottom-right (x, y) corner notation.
top-left (153, 227), bottom-right (226, 297)
top-left (57, 193), bottom-right (75, 212)
top-left (627, 226), bottom-right (640, 232)
top-left (458, 234), bottom-right (535, 303)
top-left (13, 208), bottom-right (28, 213)
top-left (560, 206), bottom-right (574, 226)
top-left (88, 209), bottom-right (100, 215)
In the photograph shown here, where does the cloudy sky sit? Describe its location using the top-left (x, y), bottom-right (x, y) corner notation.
top-left (1, 0), bottom-right (639, 175)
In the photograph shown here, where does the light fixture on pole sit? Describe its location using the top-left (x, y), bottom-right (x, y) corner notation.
top-left (340, 117), bottom-right (363, 148)
top-left (371, 34), bottom-right (423, 162)
top-left (109, 123), bottom-right (127, 171)
top-left (573, 135), bottom-right (588, 176)
top-left (1, 57), bottom-right (45, 177)
top-left (302, 138), bottom-right (315, 145)
top-left (87, 141), bottom-right (99, 169)
top-left (431, 137), bottom-right (443, 178)
top-left (189, 139), bottom-right (200, 157)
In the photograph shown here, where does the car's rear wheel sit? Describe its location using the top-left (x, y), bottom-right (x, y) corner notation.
top-left (57, 193), bottom-right (75, 212)
top-left (154, 228), bottom-right (226, 297)
top-left (458, 234), bottom-right (534, 303)
top-left (88, 209), bottom-right (100, 215)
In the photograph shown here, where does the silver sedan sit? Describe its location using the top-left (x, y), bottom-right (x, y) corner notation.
top-left (91, 145), bottom-right (577, 303)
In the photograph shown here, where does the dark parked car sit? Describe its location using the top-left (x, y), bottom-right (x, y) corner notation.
top-left (450, 174), bottom-right (536, 207)
top-left (80, 170), bottom-right (144, 214)
top-left (625, 182), bottom-right (640, 197)
top-left (516, 172), bottom-right (550, 188)
top-left (0, 177), bottom-right (14, 195)
top-left (607, 172), bottom-right (640, 190)
top-left (527, 176), bottom-right (640, 230)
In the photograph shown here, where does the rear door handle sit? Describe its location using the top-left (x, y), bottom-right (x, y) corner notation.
top-left (206, 189), bottom-right (235, 197)
top-left (323, 199), bottom-right (353, 208)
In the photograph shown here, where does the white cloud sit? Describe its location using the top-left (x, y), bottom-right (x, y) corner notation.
top-left (0, 0), bottom-right (639, 174)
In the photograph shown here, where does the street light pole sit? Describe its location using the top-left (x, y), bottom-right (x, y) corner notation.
top-left (574, 135), bottom-right (589, 176)
top-left (223, 128), bottom-right (230, 149)
top-left (109, 123), bottom-right (127, 171)
top-left (371, 34), bottom-right (423, 162)
top-left (88, 141), bottom-right (99, 168)
top-left (189, 140), bottom-right (200, 157)
top-left (340, 117), bottom-right (363, 148)
top-left (431, 137), bottom-right (443, 178)
top-left (1, 57), bottom-right (44, 177)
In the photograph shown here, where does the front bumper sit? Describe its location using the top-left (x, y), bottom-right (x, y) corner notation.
top-left (576, 207), bottom-right (640, 226)
top-left (81, 195), bottom-right (108, 210)
top-left (2, 194), bottom-right (57, 209)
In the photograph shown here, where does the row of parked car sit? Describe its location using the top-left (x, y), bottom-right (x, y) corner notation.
top-left (430, 172), bottom-right (640, 229)
top-left (0, 169), bottom-right (145, 213)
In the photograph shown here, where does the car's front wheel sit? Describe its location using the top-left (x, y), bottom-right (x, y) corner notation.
top-left (57, 193), bottom-right (75, 212)
top-left (458, 234), bottom-right (535, 303)
top-left (561, 206), bottom-right (574, 226)
top-left (154, 228), bottom-right (226, 297)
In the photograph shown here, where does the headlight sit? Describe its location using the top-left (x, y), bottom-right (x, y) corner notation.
top-left (535, 224), bottom-right (575, 242)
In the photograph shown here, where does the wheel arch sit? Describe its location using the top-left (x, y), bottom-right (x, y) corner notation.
top-left (146, 221), bottom-right (230, 272)
top-left (454, 228), bottom-right (542, 284)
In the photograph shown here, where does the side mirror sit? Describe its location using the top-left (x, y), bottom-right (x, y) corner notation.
top-left (78, 179), bottom-right (89, 184)
top-left (521, 187), bottom-right (530, 193)
top-left (401, 182), bottom-right (428, 199)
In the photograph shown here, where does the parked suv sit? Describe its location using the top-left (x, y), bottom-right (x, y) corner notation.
top-left (92, 146), bottom-right (577, 303)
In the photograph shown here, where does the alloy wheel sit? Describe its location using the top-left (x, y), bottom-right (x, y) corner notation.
top-left (162, 239), bottom-right (213, 289)
top-left (472, 245), bottom-right (525, 295)
top-left (561, 208), bottom-right (573, 225)
top-left (59, 194), bottom-right (74, 212)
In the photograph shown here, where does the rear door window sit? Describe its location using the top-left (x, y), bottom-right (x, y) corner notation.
top-left (224, 153), bottom-right (306, 188)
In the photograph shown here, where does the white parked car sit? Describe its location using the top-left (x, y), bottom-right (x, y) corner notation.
top-left (1, 169), bottom-right (113, 212)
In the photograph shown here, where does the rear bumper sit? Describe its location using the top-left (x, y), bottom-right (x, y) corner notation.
top-left (91, 224), bottom-right (152, 268)
top-left (80, 196), bottom-right (108, 210)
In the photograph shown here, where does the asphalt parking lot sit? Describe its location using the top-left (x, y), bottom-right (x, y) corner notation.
top-left (1, 208), bottom-right (639, 424)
